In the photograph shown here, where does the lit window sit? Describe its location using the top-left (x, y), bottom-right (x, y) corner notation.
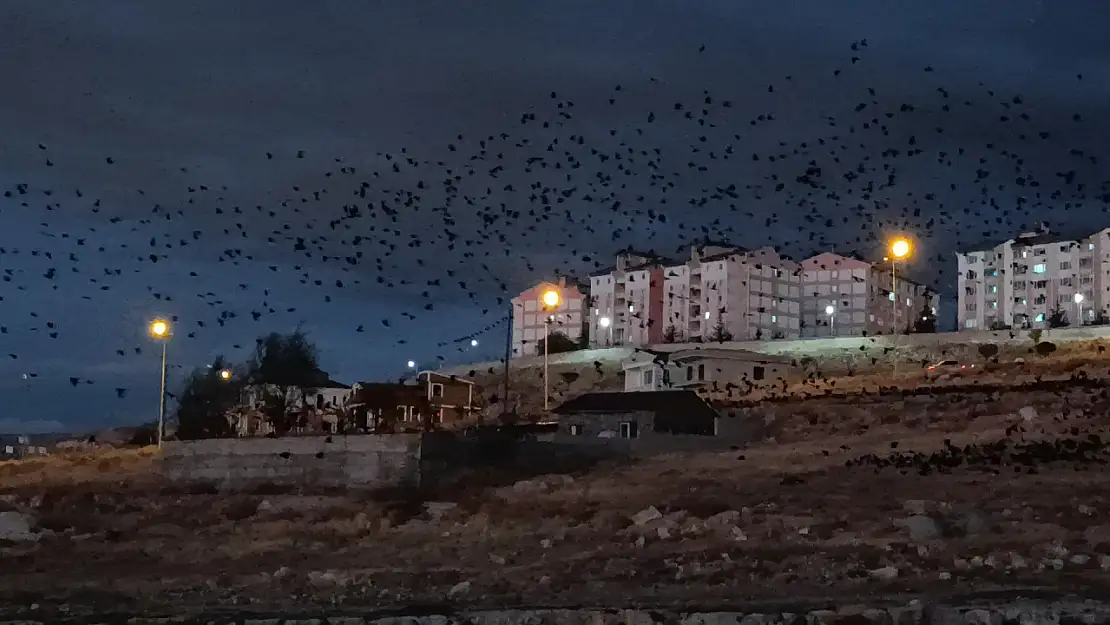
top-left (628, 304), bottom-right (634, 312)
top-left (990, 286), bottom-right (998, 293)
top-left (906, 298), bottom-right (912, 307)
top-left (704, 311), bottom-right (710, 319)
top-left (1035, 313), bottom-right (1045, 322)
top-left (771, 315), bottom-right (778, 323)
top-left (991, 302), bottom-right (997, 308)
top-left (1090, 243), bottom-right (1096, 251)
top-left (1033, 263), bottom-right (1046, 274)
top-left (964, 319), bottom-right (977, 328)
top-left (888, 292), bottom-right (895, 301)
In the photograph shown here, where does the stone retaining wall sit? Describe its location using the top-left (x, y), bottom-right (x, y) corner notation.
top-left (161, 434), bottom-right (421, 489)
top-left (7, 599), bottom-right (1110, 625)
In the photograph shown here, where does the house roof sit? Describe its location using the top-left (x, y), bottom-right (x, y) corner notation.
top-left (419, 371), bottom-right (476, 385)
top-left (553, 390), bottom-right (720, 421)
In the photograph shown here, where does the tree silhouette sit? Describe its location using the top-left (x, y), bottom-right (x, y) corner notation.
top-left (536, 331), bottom-right (578, 355)
top-left (175, 356), bottom-right (242, 440)
top-left (247, 329), bottom-right (321, 436)
top-left (913, 303), bottom-right (937, 333)
top-left (1047, 304), bottom-right (1069, 328)
top-left (662, 324), bottom-right (679, 343)
top-left (708, 318), bottom-right (733, 343)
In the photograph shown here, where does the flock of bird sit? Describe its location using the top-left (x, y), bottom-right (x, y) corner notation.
top-left (1, 36), bottom-right (1108, 405)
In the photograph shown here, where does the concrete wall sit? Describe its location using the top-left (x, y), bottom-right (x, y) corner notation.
top-left (162, 435), bottom-right (421, 489)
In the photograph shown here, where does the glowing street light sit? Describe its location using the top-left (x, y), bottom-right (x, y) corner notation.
top-left (470, 339), bottom-right (479, 347)
top-left (1075, 292), bottom-right (1085, 325)
top-left (218, 369), bottom-right (232, 381)
top-left (407, 360), bottom-right (416, 369)
top-left (885, 237), bottom-right (913, 378)
top-left (825, 304), bottom-right (836, 336)
top-left (148, 318), bottom-right (171, 449)
top-left (540, 288), bottom-right (561, 411)
top-left (599, 316), bottom-right (611, 328)
top-left (541, 289), bottom-right (561, 310)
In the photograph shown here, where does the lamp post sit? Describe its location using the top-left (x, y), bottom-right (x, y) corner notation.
top-left (1075, 292), bottom-right (1085, 326)
top-left (825, 304), bottom-right (836, 337)
top-left (148, 319), bottom-right (171, 449)
top-left (887, 238), bottom-right (912, 378)
top-left (599, 315), bottom-right (612, 346)
top-left (541, 288), bottom-right (561, 411)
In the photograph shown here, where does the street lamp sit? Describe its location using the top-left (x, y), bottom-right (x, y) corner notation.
top-left (218, 369), bottom-right (232, 381)
top-left (825, 304), bottom-right (836, 336)
top-left (470, 339), bottom-right (479, 347)
top-left (407, 360), bottom-right (416, 369)
top-left (886, 237), bottom-right (912, 378)
top-left (599, 315), bottom-right (612, 347)
top-left (1075, 292), bottom-right (1085, 326)
top-left (148, 318), bottom-right (171, 449)
top-left (540, 288), bottom-right (561, 411)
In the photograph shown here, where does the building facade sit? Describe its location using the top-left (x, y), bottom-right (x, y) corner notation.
top-left (587, 250), bottom-right (668, 348)
top-left (800, 252), bottom-right (938, 337)
top-left (957, 227), bottom-right (1110, 330)
top-left (511, 277), bottom-right (588, 358)
top-left (589, 244), bottom-right (801, 347)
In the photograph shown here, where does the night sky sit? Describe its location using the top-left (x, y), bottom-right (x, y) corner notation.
top-left (1, 0), bottom-right (1108, 433)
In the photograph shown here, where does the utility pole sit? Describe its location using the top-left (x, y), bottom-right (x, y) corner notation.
top-left (502, 302), bottom-right (512, 418)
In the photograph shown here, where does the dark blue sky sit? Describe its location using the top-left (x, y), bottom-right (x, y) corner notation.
top-left (2, 0), bottom-right (1108, 432)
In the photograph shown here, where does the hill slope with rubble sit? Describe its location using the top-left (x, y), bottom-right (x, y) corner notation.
top-left (3, 359), bottom-right (1110, 618)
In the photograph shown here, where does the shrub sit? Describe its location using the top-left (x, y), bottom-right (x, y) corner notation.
top-left (977, 344), bottom-right (999, 360)
top-left (1035, 341), bottom-right (1057, 357)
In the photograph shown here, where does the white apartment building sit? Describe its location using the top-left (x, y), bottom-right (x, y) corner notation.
top-left (800, 252), bottom-right (938, 337)
top-left (587, 251), bottom-right (668, 348)
top-left (510, 277), bottom-right (588, 358)
top-left (957, 227), bottom-right (1110, 330)
top-left (589, 243), bottom-right (802, 347)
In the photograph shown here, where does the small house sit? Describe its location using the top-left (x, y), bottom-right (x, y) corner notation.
top-left (623, 347), bottom-right (794, 394)
top-left (417, 371), bottom-right (479, 426)
top-left (551, 390), bottom-right (720, 443)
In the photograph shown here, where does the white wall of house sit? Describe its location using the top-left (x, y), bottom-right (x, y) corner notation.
top-left (621, 350), bottom-right (795, 393)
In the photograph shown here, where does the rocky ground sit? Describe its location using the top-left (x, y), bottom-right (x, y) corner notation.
top-left (3, 373), bottom-right (1110, 620)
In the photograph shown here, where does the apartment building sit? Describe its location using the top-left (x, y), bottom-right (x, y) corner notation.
top-left (589, 243), bottom-right (801, 347)
top-left (510, 277), bottom-right (588, 358)
top-left (957, 227), bottom-right (1110, 330)
top-left (800, 252), bottom-right (938, 336)
top-left (587, 251), bottom-right (667, 348)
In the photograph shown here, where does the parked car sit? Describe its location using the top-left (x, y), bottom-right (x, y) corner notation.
top-left (927, 359), bottom-right (975, 373)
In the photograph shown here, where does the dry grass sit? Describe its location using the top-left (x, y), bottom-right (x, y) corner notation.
top-left (0, 446), bottom-right (158, 489)
top-left (4, 373), bottom-right (1110, 614)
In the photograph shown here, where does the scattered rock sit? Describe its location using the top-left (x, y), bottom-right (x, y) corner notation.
top-left (897, 515), bottom-right (941, 542)
top-left (447, 581), bottom-right (471, 597)
top-left (489, 554), bottom-right (506, 565)
top-left (630, 506), bottom-right (662, 526)
top-left (511, 479), bottom-right (547, 495)
top-left (1019, 406), bottom-right (1037, 422)
top-left (424, 501), bottom-right (459, 520)
top-left (0, 511), bottom-right (38, 541)
top-left (869, 565), bottom-right (898, 580)
top-left (656, 526), bottom-right (671, 540)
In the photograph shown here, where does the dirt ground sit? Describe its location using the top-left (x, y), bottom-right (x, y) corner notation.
top-left (3, 373), bottom-right (1110, 618)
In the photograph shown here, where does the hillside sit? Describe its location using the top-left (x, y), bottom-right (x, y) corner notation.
top-left (2, 363), bottom-right (1110, 617)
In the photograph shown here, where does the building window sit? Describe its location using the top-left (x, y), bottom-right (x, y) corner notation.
top-left (431, 383), bottom-right (444, 398)
top-left (753, 366), bottom-right (765, 381)
top-left (771, 315), bottom-right (778, 323)
top-left (619, 421), bottom-right (640, 439)
top-left (888, 292), bottom-right (895, 301)
top-left (1033, 263), bottom-right (1046, 274)
top-left (698, 364), bottom-right (705, 380)
top-left (966, 270), bottom-right (977, 279)
top-left (686, 365), bottom-right (694, 380)
top-left (1035, 313), bottom-right (1045, 323)
top-left (569, 424), bottom-right (583, 436)
top-left (1060, 261), bottom-right (1072, 270)
top-left (990, 285), bottom-right (998, 293)
top-left (642, 369), bottom-right (654, 386)
top-left (1090, 243), bottom-right (1096, 251)
top-left (965, 319), bottom-right (977, 329)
